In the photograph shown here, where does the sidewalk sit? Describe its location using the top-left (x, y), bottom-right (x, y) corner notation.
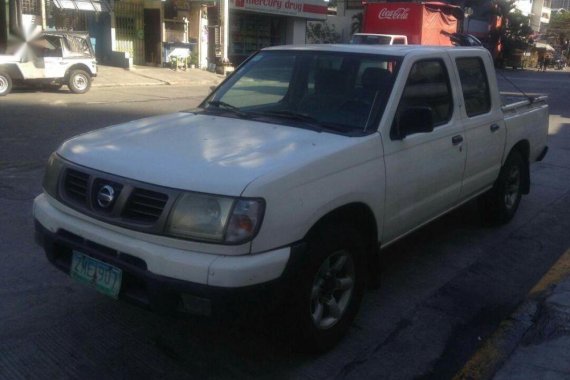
top-left (456, 250), bottom-right (570, 380)
top-left (93, 65), bottom-right (225, 88)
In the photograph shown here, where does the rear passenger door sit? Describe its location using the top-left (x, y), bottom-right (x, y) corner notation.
top-left (451, 52), bottom-right (506, 198)
top-left (380, 56), bottom-right (466, 243)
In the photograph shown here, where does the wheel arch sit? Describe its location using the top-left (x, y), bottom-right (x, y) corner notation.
top-left (304, 202), bottom-right (380, 286)
top-left (0, 64), bottom-right (24, 80)
top-left (65, 64), bottom-right (93, 79)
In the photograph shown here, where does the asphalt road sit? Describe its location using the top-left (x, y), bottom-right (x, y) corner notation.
top-left (1, 70), bottom-right (569, 379)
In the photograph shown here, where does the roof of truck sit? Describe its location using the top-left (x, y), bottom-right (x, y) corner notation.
top-left (263, 44), bottom-right (486, 56)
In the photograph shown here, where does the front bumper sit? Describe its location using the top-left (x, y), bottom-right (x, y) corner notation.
top-left (33, 194), bottom-right (305, 317)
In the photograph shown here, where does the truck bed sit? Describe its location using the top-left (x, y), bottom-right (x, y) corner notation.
top-left (501, 92), bottom-right (549, 163)
top-left (501, 93), bottom-right (547, 110)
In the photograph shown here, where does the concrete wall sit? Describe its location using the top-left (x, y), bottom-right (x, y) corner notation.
top-left (87, 12), bottom-right (112, 63)
top-left (286, 18), bottom-right (307, 44)
top-left (325, 3), bottom-right (362, 43)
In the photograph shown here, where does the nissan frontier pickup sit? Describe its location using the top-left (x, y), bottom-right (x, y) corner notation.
top-left (34, 45), bottom-right (549, 351)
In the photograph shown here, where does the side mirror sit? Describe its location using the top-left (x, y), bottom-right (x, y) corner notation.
top-left (393, 106), bottom-right (434, 139)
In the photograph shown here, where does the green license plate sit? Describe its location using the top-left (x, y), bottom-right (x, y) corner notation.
top-left (71, 251), bottom-right (122, 299)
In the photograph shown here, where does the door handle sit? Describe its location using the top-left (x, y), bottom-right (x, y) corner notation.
top-left (452, 135), bottom-right (464, 145)
top-left (490, 124), bottom-right (500, 132)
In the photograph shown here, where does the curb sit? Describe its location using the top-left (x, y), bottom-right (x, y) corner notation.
top-left (92, 82), bottom-right (165, 88)
top-left (453, 249), bottom-right (570, 380)
top-left (92, 80), bottom-right (221, 88)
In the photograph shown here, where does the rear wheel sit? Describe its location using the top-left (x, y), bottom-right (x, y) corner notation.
top-left (480, 150), bottom-right (525, 224)
top-left (0, 72), bottom-right (13, 96)
top-left (293, 225), bottom-right (366, 352)
top-left (68, 70), bottom-right (91, 94)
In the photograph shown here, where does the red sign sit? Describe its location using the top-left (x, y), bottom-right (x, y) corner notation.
top-left (231, 0), bottom-right (327, 19)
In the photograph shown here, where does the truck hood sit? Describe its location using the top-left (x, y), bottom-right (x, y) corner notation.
top-left (58, 112), bottom-right (353, 196)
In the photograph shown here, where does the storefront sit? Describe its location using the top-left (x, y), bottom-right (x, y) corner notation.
top-left (111, 0), bottom-right (206, 67)
top-left (227, 0), bottom-right (327, 66)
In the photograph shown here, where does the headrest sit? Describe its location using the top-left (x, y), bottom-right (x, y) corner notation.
top-left (314, 69), bottom-right (345, 94)
top-left (362, 67), bottom-right (392, 90)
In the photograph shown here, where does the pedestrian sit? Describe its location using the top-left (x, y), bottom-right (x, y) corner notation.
top-left (538, 56), bottom-right (544, 71)
top-left (543, 56), bottom-right (549, 72)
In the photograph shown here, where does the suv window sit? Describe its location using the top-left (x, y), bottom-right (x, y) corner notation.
top-left (30, 36), bottom-right (63, 58)
top-left (456, 57), bottom-right (491, 117)
top-left (395, 59), bottom-right (453, 128)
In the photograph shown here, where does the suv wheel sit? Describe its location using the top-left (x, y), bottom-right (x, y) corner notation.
top-left (0, 72), bottom-right (13, 96)
top-left (68, 70), bottom-right (91, 94)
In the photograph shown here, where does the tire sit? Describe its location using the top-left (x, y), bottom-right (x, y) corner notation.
top-left (0, 71), bottom-right (13, 97)
top-left (292, 225), bottom-right (366, 352)
top-left (68, 70), bottom-right (91, 94)
top-left (480, 150), bottom-right (525, 224)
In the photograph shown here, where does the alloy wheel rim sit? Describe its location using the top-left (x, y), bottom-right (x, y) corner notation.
top-left (310, 250), bottom-right (355, 330)
top-left (504, 166), bottom-right (521, 209)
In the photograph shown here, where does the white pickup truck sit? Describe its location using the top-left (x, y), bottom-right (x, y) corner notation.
top-left (33, 45), bottom-right (548, 351)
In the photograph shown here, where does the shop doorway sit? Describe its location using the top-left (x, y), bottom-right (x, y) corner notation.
top-left (144, 9), bottom-right (161, 65)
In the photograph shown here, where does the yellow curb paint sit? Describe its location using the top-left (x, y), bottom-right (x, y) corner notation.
top-left (454, 248), bottom-right (570, 380)
top-left (453, 321), bottom-right (517, 380)
top-left (529, 249), bottom-right (570, 297)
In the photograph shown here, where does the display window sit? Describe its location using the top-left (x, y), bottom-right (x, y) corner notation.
top-left (230, 12), bottom-right (285, 64)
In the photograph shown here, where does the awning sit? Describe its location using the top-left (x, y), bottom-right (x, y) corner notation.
top-left (52, 0), bottom-right (111, 12)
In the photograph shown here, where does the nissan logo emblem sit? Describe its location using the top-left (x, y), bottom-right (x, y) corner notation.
top-left (97, 185), bottom-right (115, 208)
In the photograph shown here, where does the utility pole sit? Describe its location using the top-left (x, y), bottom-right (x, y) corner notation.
top-left (222, 0), bottom-right (229, 63)
top-left (41, 0), bottom-right (47, 29)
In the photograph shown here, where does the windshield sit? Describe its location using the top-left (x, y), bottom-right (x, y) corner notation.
top-left (350, 35), bottom-right (393, 45)
top-left (201, 50), bottom-right (401, 134)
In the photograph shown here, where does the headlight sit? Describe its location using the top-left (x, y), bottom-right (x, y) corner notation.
top-left (43, 153), bottom-right (64, 197)
top-left (166, 193), bottom-right (264, 244)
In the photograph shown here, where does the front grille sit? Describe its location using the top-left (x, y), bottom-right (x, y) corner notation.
top-left (123, 188), bottom-right (169, 223)
top-left (64, 169), bottom-right (89, 203)
top-left (57, 163), bottom-right (176, 232)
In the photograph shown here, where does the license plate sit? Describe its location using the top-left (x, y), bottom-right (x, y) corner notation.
top-left (71, 251), bottom-right (122, 299)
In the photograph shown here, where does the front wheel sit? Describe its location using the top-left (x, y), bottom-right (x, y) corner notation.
top-left (480, 150), bottom-right (525, 224)
top-left (293, 225), bottom-right (366, 352)
top-left (0, 71), bottom-right (13, 96)
top-left (68, 70), bottom-right (91, 94)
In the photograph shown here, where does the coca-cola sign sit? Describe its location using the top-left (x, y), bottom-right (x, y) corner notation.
top-left (377, 7), bottom-right (410, 20)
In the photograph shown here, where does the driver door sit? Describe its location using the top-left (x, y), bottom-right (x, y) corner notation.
top-left (42, 37), bottom-right (66, 78)
top-left (381, 57), bottom-right (467, 243)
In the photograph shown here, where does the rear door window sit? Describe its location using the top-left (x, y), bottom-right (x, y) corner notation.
top-left (455, 57), bottom-right (491, 117)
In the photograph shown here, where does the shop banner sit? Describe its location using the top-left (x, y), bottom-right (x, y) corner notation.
top-left (231, 0), bottom-right (327, 20)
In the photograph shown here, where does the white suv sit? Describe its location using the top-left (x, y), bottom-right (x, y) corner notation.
top-left (0, 31), bottom-right (97, 96)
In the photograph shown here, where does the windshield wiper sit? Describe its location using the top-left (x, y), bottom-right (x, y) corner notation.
top-left (206, 100), bottom-right (250, 118)
top-left (255, 110), bottom-right (350, 133)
